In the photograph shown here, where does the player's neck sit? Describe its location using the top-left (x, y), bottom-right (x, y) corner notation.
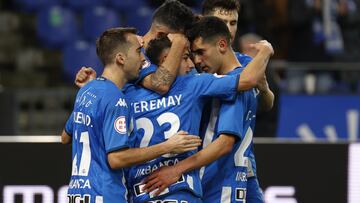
top-left (101, 65), bottom-right (127, 89)
top-left (218, 51), bottom-right (241, 75)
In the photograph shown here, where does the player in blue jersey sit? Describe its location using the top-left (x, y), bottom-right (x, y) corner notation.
top-left (202, 0), bottom-right (274, 112)
top-left (142, 17), bottom-right (274, 203)
top-left (75, 0), bottom-right (195, 96)
top-left (73, 3), bottom-right (272, 202)
top-left (203, 1), bottom-right (274, 201)
top-left (73, 35), bottom-right (270, 203)
top-left (61, 27), bottom-right (202, 203)
top-left (121, 31), bottom-right (271, 202)
top-left (145, 36), bottom-right (194, 76)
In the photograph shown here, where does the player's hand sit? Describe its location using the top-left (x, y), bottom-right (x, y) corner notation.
top-left (167, 33), bottom-right (189, 48)
top-left (166, 131), bottom-right (201, 154)
top-left (143, 165), bottom-right (181, 196)
top-left (75, 67), bottom-right (97, 88)
top-left (257, 74), bottom-right (270, 92)
top-left (249, 40), bottom-right (274, 57)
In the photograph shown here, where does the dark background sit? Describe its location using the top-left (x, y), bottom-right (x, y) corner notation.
top-left (0, 143), bottom-right (349, 203)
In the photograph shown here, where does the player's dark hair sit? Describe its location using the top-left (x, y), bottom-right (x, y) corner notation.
top-left (202, 0), bottom-right (240, 15)
top-left (96, 27), bottom-right (137, 66)
top-left (152, 0), bottom-right (195, 32)
top-left (187, 16), bottom-right (231, 45)
top-left (146, 36), bottom-right (172, 66)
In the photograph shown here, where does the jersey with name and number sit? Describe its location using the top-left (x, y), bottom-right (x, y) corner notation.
top-left (65, 77), bottom-right (134, 203)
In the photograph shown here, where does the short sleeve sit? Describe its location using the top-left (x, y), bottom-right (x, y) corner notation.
top-left (64, 112), bottom-right (74, 136)
top-left (189, 73), bottom-right (240, 101)
top-left (216, 94), bottom-right (246, 140)
top-left (102, 95), bottom-right (131, 153)
top-left (134, 60), bottom-right (157, 84)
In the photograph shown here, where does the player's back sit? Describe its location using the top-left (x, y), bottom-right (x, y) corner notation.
top-left (66, 77), bottom-right (131, 203)
top-left (123, 73), bottom-right (239, 202)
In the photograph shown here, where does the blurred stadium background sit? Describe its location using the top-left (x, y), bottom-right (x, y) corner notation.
top-left (0, 0), bottom-right (359, 202)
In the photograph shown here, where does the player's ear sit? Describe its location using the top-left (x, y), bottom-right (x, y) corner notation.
top-left (160, 54), bottom-right (168, 65)
top-left (218, 38), bottom-right (228, 53)
top-left (115, 52), bottom-right (126, 65)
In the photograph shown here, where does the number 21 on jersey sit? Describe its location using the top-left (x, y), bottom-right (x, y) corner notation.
top-left (72, 131), bottom-right (91, 176)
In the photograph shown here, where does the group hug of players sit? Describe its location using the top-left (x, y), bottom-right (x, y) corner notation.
top-left (61, 0), bottom-right (274, 202)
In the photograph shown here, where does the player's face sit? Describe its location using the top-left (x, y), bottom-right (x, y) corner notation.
top-left (178, 49), bottom-right (194, 75)
top-left (191, 37), bottom-right (222, 74)
top-left (211, 8), bottom-right (238, 42)
top-left (123, 34), bottom-right (145, 80)
top-left (158, 48), bottom-right (194, 76)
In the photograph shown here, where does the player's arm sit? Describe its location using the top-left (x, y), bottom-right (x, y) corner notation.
top-left (61, 129), bottom-right (71, 144)
top-left (142, 133), bottom-right (236, 195)
top-left (61, 113), bottom-right (74, 144)
top-left (257, 75), bottom-right (274, 111)
top-left (236, 40), bottom-right (274, 91)
top-left (107, 131), bottom-right (201, 169)
top-left (141, 34), bottom-right (188, 95)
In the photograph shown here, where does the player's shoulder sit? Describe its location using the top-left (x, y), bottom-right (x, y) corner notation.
top-left (90, 78), bottom-right (126, 104)
top-left (235, 52), bottom-right (253, 67)
top-left (235, 52), bottom-right (252, 60)
top-left (171, 73), bottom-right (208, 87)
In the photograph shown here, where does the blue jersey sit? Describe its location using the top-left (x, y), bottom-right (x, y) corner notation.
top-left (234, 52), bottom-right (258, 178)
top-left (64, 77), bottom-right (133, 203)
top-left (123, 73), bottom-right (240, 203)
top-left (131, 48), bottom-right (157, 84)
top-left (200, 53), bottom-right (259, 203)
top-left (235, 52), bottom-right (252, 67)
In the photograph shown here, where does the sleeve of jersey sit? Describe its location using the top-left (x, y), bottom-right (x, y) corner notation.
top-left (134, 63), bottom-right (157, 84)
top-left (216, 95), bottom-right (246, 140)
top-left (64, 112), bottom-right (74, 136)
top-left (192, 73), bottom-right (240, 101)
top-left (102, 96), bottom-right (130, 153)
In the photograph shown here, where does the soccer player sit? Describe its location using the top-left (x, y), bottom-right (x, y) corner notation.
top-left (203, 1), bottom-right (274, 201)
top-left (75, 0), bottom-right (195, 95)
top-left (74, 3), bottom-right (271, 203)
top-left (202, 0), bottom-right (239, 43)
top-left (143, 17), bottom-right (273, 203)
top-left (202, 0), bottom-right (274, 112)
top-left (121, 29), bottom-right (271, 202)
top-left (145, 36), bottom-right (194, 76)
top-left (61, 27), bottom-right (202, 203)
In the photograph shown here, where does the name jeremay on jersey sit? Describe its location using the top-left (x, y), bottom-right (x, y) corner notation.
top-left (131, 94), bottom-right (182, 114)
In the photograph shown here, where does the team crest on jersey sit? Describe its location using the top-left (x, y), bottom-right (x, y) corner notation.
top-left (141, 59), bottom-right (151, 69)
top-left (114, 116), bottom-right (127, 134)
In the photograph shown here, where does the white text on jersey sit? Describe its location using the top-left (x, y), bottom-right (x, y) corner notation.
top-left (68, 178), bottom-right (91, 189)
top-left (135, 158), bottom-right (179, 178)
top-left (73, 112), bottom-right (92, 127)
top-left (132, 94), bottom-right (182, 114)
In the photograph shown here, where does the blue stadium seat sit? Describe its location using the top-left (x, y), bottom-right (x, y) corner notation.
top-left (64, 0), bottom-right (104, 10)
top-left (15, 0), bottom-right (60, 12)
top-left (125, 6), bottom-right (153, 35)
top-left (82, 6), bottom-right (121, 42)
top-left (107, 0), bottom-right (147, 11)
top-left (62, 40), bottom-right (103, 83)
top-left (331, 82), bottom-right (352, 94)
top-left (37, 6), bottom-right (79, 49)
